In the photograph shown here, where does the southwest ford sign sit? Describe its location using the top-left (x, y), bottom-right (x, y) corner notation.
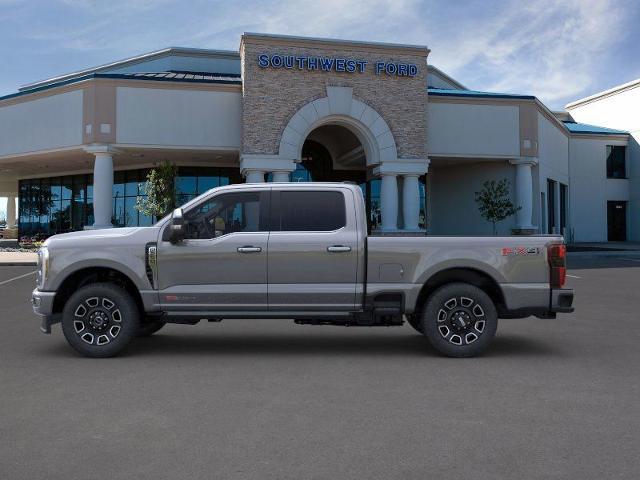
top-left (257, 54), bottom-right (418, 77)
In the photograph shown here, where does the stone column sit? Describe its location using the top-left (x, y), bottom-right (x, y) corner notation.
top-left (402, 174), bottom-right (421, 231)
top-left (6, 195), bottom-right (16, 229)
top-left (380, 173), bottom-right (399, 231)
top-left (374, 159), bottom-right (429, 233)
top-left (240, 154), bottom-right (295, 184)
top-left (271, 171), bottom-right (290, 182)
top-left (510, 158), bottom-right (538, 233)
top-left (85, 145), bottom-right (117, 229)
top-left (244, 170), bottom-right (265, 183)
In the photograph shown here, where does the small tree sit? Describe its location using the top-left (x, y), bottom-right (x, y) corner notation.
top-left (474, 179), bottom-right (520, 235)
top-left (136, 160), bottom-right (178, 219)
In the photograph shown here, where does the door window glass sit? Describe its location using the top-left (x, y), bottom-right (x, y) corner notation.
top-left (184, 192), bottom-right (264, 239)
top-left (279, 191), bottom-right (345, 232)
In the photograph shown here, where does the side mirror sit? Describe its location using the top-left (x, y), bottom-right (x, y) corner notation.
top-left (169, 208), bottom-right (185, 244)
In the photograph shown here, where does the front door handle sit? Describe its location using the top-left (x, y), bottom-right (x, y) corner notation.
top-left (237, 246), bottom-right (262, 253)
top-left (327, 245), bottom-right (352, 253)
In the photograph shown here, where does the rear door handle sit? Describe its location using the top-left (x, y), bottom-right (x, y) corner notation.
top-left (237, 246), bottom-right (262, 253)
top-left (327, 245), bottom-right (352, 253)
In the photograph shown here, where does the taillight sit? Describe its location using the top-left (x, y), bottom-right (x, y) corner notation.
top-left (548, 244), bottom-right (566, 288)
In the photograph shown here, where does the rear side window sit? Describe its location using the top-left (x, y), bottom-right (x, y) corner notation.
top-left (279, 191), bottom-right (346, 232)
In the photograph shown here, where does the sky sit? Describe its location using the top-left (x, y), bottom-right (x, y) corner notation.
top-left (0, 0), bottom-right (639, 217)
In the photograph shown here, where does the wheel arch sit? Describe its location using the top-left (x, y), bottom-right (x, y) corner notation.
top-left (52, 266), bottom-right (144, 316)
top-left (413, 267), bottom-right (505, 316)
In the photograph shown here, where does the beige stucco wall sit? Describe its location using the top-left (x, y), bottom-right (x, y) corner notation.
top-left (240, 36), bottom-right (428, 160)
top-left (0, 90), bottom-right (83, 157)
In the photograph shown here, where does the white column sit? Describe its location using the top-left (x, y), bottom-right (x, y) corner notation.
top-left (244, 170), bottom-right (265, 183)
top-left (6, 195), bottom-right (16, 229)
top-left (271, 171), bottom-right (290, 182)
top-left (85, 146), bottom-right (116, 229)
top-left (402, 174), bottom-right (421, 231)
top-left (380, 173), bottom-right (398, 231)
top-left (510, 158), bottom-right (537, 230)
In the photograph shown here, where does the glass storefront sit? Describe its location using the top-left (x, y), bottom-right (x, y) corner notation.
top-left (19, 167), bottom-right (240, 239)
top-left (18, 164), bottom-right (426, 239)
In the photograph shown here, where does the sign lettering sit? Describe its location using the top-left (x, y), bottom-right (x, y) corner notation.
top-left (257, 54), bottom-right (417, 77)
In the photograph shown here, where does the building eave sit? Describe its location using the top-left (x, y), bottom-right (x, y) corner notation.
top-left (1, 72), bottom-right (242, 104)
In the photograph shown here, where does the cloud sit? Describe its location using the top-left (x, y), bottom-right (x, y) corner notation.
top-left (425, 0), bottom-right (633, 107)
top-left (1, 0), bottom-right (637, 108)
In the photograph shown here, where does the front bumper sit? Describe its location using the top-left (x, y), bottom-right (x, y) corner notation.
top-left (32, 289), bottom-right (59, 334)
top-left (550, 288), bottom-right (574, 313)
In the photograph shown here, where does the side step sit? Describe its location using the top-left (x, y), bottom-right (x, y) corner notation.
top-left (295, 304), bottom-right (404, 327)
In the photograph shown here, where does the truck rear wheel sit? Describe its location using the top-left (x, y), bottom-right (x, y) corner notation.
top-left (61, 283), bottom-right (140, 358)
top-left (421, 283), bottom-right (498, 357)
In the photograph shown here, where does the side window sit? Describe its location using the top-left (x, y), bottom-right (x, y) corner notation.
top-left (279, 191), bottom-right (346, 231)
top-left (183, 191), bottom-right (265, 239)
top-left (606, 145), bottom-right (626, 179)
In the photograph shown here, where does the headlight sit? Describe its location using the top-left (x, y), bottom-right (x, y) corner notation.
top-left (37, 247), bottom-right (50, 289)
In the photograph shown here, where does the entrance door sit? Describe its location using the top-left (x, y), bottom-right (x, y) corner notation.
top-left (607, 201), bottom-right (627, 241)
top-left (267, 187), bottom-right (359, 311)
top-left (156, 189), bottom-right (270, 311)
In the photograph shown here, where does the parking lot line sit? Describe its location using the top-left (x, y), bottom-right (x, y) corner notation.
top-left (0, 271), bottom-right (36, 286)
top-left (566, 274), bottom-right (581, 278)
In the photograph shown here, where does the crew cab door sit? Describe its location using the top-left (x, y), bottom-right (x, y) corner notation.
top-left (267, 188), bottom-right (359, 311)
top-left (156, 188), bottom-right (270, 311)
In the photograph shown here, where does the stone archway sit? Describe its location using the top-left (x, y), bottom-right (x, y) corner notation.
top-left (240, 85), bottom-right (429, 232)
top-left (278, 86), bottom-right (398, 166)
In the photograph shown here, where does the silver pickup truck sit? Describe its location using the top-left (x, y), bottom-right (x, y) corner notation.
top-left (32, 182), bottom-right (573, 358)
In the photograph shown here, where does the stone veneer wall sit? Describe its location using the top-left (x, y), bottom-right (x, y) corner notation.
top-left (241, 37), bottom-right (428, 160)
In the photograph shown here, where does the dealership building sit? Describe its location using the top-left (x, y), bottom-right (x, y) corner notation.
top-left (0, 33), bottom-right (637, 241)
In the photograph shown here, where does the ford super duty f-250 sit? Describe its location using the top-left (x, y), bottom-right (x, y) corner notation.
top-left (32, 182), bottom-right (573, 358)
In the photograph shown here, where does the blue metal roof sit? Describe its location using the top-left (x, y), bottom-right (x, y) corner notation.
top-left (562, 121), bottom-right (628, 135)
top-left (428, 87), bottom-right (535, 100)
top-left (0, 71), bottom-right (242, 102)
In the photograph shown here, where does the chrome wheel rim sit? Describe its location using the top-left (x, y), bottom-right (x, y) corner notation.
top-left (436, 296), bottom-right (486, 346)
top-left (72, 296), bottom-right (122, 346)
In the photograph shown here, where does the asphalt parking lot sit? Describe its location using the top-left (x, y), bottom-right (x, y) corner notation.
top-left (1, 255), bottom-right (639, 480)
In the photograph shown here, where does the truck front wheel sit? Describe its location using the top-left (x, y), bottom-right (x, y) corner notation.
top-left (421, 283), bottom-right (498, 357)
top-left (61, 283), bottom-right (140, 358)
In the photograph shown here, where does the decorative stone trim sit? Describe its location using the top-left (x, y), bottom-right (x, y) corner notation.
top-left (278, 85), bottom-right (398, 166)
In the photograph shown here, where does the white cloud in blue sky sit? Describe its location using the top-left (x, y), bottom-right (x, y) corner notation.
top-left (0, 0), bottom-right (639, 110)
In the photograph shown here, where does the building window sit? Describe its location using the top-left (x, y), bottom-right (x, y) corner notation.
top-left (18, 166), bottom-right (240, 240)
top-left (547, 179), bottom-right (556, 234)
top-left (606, 145), bottom-right (626, 179)
top-left (559, 183), bottom-right (568, 234)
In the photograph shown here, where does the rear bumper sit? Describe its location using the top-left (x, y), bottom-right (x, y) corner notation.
top-left (32, 289), bottom-right (59, 334)
top-left (550, 288), bottom-right (574, 313)
top-left (499, 283), bottom-right (574, 318)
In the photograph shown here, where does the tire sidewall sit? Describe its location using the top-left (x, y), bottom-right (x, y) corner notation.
top-left (422, 283), bottom-right (498, 357)
top-left (61, 283), bottom-right (140, 358)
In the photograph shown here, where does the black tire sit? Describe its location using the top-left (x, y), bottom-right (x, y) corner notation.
top-left (406, 315), bottom-right (424, 334)
top-left (137, 320), bottom-right (166, 337)
top-left (422, 283), bottom-right (498, 357)
top-left (61, 283), bottom-right (140, 358)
